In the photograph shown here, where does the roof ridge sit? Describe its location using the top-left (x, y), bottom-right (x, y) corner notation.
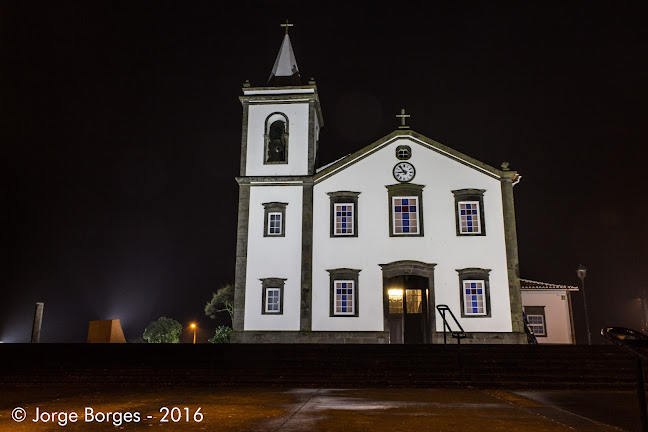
top-left (520, 278), bottom-right (579, 290)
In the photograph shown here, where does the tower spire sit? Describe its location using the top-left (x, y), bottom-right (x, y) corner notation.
top-left (268, 20), bottom-right (301, 86)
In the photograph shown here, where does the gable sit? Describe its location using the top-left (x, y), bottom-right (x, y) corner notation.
top-left (315, 130), bottom-right (506, 184)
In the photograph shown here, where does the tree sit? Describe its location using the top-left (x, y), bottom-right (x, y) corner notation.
top-left (205, 283), bottom-right (234, 320)
top-left (209, 325), bottom-right (232, 343)
top-left (142, 317), bottom-right (182, 343)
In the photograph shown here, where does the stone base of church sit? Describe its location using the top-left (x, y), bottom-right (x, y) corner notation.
top-left (231, 330), bottom-right (390, 344)
top-left (232, 330), bottom-right (527, 344)
top-left (441, 331), bottom-right (527, 344)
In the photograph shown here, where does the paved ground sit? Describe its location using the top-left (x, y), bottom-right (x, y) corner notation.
top-left (0, 385), bottom-right (638, 431)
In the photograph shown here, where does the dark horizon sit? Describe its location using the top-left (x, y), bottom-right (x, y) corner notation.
top-left (3, 3), bottom-right (647, 343)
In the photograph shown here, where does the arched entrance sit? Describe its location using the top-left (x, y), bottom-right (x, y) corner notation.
top-left (379, 261), bottom-right (436, 344)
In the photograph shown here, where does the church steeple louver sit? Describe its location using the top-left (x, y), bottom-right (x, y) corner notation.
top-left (267, 21), bottom-right (301, 86)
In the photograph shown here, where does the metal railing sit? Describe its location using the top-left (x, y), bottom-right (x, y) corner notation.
top-left (602, 327), bottom-right (648, 432)
top-left (436, 305), bottom-right (467, 345)
top-left (522, 311), bottom-right (538, 344)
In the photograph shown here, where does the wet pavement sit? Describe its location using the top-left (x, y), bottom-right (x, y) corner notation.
top-left (0, 385), bottom-right (637, 431)
top-left (515, 390), bottom-right (638, 432)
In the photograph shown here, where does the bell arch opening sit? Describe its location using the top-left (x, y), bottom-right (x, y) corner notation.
top-left (264, 112), bottom-right (289, 164)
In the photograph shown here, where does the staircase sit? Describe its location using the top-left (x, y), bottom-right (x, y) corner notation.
top-left (0, 343), bottom-right (640, 390)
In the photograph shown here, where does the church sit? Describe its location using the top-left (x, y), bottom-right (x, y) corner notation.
top-left (231, 26), bottom-right (526, 344)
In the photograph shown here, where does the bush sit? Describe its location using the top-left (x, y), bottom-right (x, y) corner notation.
top-left (209, 326), bottom-right (232, 343)
top-left (142, 317), bottom-right (182, 343)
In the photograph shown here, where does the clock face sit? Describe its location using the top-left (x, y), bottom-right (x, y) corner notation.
top-left (393, 162), bottom-right (415, 182)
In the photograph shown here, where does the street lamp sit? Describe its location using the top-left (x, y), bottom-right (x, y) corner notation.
top-left (190, 323), bottom-right (196, 344)
top-left (577, 264), bottom-right (592, 345)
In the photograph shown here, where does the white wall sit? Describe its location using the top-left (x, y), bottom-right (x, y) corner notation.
top-left (244, 185), bottom-right (303, 330)
top-left (522, 290), bottom-right (574, 344)
top-left (246, 103), bottom-right (310, 176)
top-left (312, 136), bottom-right (512, 333)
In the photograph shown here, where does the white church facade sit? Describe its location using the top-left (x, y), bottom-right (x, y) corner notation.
top-left (231, 30), bottom-right (527, 344)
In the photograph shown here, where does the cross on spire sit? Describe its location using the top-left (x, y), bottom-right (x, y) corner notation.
top-left (280, 19), bottom-right (293, 35)
top-left (396, 108), bottom-right (411, 129)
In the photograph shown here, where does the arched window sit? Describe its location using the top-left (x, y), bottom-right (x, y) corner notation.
top-left (268, 121), bottom-right (286, 162)
top-left (264, 113), bottom-right (289, 164)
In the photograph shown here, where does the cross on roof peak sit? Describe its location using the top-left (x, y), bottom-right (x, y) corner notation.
top-left (280, 19), bottom-right (294, 35)
top-left (396, 108), bottom-right (411, 129)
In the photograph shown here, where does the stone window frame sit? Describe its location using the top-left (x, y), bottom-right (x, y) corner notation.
top-left (262, 202), bottom-right (287, 237)
top-left (451, 189), bottom-right (486, 236)
top-left (261, 278), bottom-right (286, 315)
top-left (524, 306), bottom-right (547, 337)
top-left (386, 184), bottom-right (425, 237)
top-left (327, 191), bottom-right (360, 238)
top-left (456, 268), bottom-right (492, 318)
top-left (327, 268), bottom-right (361, 317)
top-left (396, 145), bottom-right (412, 160)
top-left (264, 112), bottom-right (289, 165)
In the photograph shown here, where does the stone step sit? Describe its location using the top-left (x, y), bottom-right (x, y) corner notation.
top-left (1, 344), bottom-right (642, 390)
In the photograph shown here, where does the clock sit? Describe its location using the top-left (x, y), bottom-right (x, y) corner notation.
top-left (393, 162), bottom-right (415, 182)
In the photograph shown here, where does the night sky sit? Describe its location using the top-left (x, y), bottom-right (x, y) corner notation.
top-left (4, 3), bottom-right (648, 343)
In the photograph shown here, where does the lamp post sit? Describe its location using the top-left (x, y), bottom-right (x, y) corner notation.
top-left (577, 264), bottom-right (591, 345)
top-left (190, 323), bottom-right (196, 344)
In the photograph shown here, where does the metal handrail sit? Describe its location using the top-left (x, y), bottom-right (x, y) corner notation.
top-left (436, 305), bottom-right (467, 345)
top-left (602, 327), bottom-right (648, 432)
top-left (522, 311), bottom-right (538, 344)
top-left (602, 327), bottom-right (648, 360)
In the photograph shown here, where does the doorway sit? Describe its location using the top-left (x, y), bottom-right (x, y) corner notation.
top-left (380, 260), bottom-right (436, 344)
top-left (387, 275), bottom-right (429, 344)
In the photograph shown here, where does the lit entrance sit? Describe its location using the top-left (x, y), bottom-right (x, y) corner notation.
top-left (380, 261), bottom-right (436, 344)
top-left (387, 276), bottom-right (428, 344)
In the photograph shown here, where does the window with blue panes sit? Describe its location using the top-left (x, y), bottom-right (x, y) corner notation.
top-left (392, 197), bottom-right (419, 234)
top-left (334, 280), bottom-right (355, 315)
top-left (463, 280), bottom-right (486, 315)
top-left (458, 201), bottom-right (481, 234)
top-left (328, 191), bottom-right (360, 238)
top-left (334, 203), bottom-right (354, 235)
top-left (452, 189), bottom-right (485, 236)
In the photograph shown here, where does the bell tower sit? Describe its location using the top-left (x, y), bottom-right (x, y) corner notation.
top-left (238, 23), bottom-right (323, 177)
top-left (232, 23), bottom-right (323, 338)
